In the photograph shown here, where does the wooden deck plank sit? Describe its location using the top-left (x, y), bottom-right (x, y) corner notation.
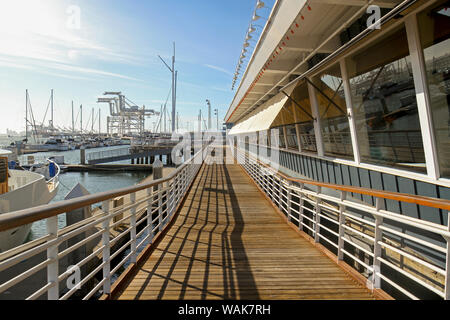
top-left (114, 162), bottom-right (376, 300)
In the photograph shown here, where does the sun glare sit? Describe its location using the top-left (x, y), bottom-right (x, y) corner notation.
top-left (0, 0), bottom-right (75, 62)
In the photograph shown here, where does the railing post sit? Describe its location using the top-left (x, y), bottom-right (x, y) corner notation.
top-left (277, 176), bottom-right (282, 210)
top-left (46, 215), bottom-right (59, 300)
top-left (314, 186), bottom-right (322, 243)
top-left (444, 212), bottom-right (450, 300)
top-left (338, 191), bottom-right (347, 261)
top-left (169, 178), bottom-right (175, 218)
top-left (101, 200), bottom-right (111, 295)
top-left (298, 182), bottom-right (304, 231)
top-left (287, 181), bottom-right (292, 223)
top-left (146, 188), bottom-right (154, 244)
top-left (158, 182), bottom-right (164, 231)
top-left (373, 198), bottom-right (384, 289)
top-left (130, 192), bottom-right (137, 264)
top-left (270, 174), bottom-right (275, 203)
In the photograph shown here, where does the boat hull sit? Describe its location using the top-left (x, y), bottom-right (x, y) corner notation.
top-left (0, 170), bottom-right (59, 253)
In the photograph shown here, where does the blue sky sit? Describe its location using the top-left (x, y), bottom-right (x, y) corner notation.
top-left (0, 0), bottom-right (274, 133)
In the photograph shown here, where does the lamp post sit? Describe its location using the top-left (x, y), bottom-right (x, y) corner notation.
top-left (214, 109), bottom-right (219, 131)
top-left (206, 99), bottom-right (211, 131)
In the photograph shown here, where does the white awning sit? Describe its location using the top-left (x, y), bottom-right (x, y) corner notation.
top-left (228, 82), bottom-right (296, 135)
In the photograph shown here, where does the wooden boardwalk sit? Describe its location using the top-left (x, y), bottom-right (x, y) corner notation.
top-left (113, 162), bottom-right (376, 300)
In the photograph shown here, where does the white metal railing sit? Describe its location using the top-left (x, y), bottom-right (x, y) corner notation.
top-left (86, 147), bottom-right (131, 161)
top-left (0, 144), bottom-right (208, 300)
top-left (236, 147), bottom-right (450, 300)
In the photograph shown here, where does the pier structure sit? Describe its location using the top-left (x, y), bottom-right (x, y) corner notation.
top-left (85, 145), bottom-right (176, 165)
top-left (0, 142), bottom-right (449, 300)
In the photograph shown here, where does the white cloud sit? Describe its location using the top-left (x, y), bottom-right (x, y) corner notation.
top-left (204, 64), bottom-right (233, 76)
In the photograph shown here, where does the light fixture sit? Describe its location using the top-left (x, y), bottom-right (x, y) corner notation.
top-left (256, 0), bottom-right (265, 9)
top-left (252, 13), bottom-right (261, 21)
top-left (243, 42), bottom-right (250, 47)
top-left (245, 34), bottom-right (252, 41)
top-left (248, 26), bottom-right (256, 33)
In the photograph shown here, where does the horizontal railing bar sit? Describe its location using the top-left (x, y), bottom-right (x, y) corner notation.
top-left (110, 249), bottom-right (134, 277)
top-left (342, 225), bottom-right (375, 242)
top-left (341, 249), bottom-right (373, 272)
top-left (379, 241), bottom-right (445, 276)
top-left (317, 213), bottom-right (339, 226)
top-left (341, 212), bottom-right (376, 228)
top-left (136, 233), bottom-right (153, 250)
top-left (342, 237), bottom-right (374, 257)
top-left (26, 281), bottom-right (54, 301)
top-left (378, 257), bottom-right (445, 298)
top-left (380, 225), bottom-right (447, 254)
top-left (317, 233), bottom-right (339, 249)
top-left (0, 148), bottom-right (206, 232)
top-left (317, 223), bottom-right (339, 238)
top-left (60, 261), bottom-right (106, 300)
top-left (83, 277), bottom-right (107, 301)
top-left (245, 151), bottom-right (450, 211)
top-left (0, 258), bottom-right (51, 294)
top-left (58, 228), bottom-right (104, 260)
top-left (58, 246), bottom-right (105, 283)
top-left (0, 234), bottom-right (52, 262)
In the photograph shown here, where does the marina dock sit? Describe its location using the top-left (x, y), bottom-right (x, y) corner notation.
top-left (111, 161), bottom-right (379, 300)
top-left (0, 0), bottom-right (450, 303)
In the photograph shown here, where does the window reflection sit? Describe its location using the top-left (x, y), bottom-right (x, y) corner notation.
top-left (276, 81), bottom-right (317, 153)
top-left (313, 63), bottom-right (353, 159)
top-left (286, 124), bottom-right (298, 150)
top-left (418, 1), bottom-right (450, 178)
top-left (347, 25), bottom-right (426, 173)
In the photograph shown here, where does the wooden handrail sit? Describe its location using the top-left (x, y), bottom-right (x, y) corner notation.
top-left (0, 145), bottom-right (208, 232)
top-left (244, 150), bottom-right (450, 211)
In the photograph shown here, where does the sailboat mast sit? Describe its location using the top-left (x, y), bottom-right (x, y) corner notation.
top-left (72, 101), bottom-right (74, 133)
top-left (50, 89), bottom-right (54, 131)
top-left (25, 89), bottom-right (28, 141)
top-left (80, 104), bottom-right (83, 134)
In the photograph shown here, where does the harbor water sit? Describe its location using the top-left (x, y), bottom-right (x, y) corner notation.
top-left (16, 146), bottom-right (162, 241)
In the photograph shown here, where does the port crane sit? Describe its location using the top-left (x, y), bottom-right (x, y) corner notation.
top-left (97, 92), bottom-right (159, 136)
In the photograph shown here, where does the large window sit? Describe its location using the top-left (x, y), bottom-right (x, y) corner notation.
top-left (313, 63), bottom-right (353, 159)
top-left (418, 1), bottom-right (450, 178)
top-left (286, 81), bottom-right (317, 153)
top-left (347, 25), bottom-right (426, 173)
top-left (286, 124), bottom-right (298, 150)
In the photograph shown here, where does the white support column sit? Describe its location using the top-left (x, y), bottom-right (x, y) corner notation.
top-left (307, 80), bottom-right (324, 157)
top-left (340, 59), bottom-right (360, 164)
top-left (405, 14), bottom-right (440, 179)
top-left (338, 191), bottom-right (347, 261)
top-left (372, 198), bottom-right (385, 289)
top-left (283, 126), bottom-right (288, 150)
top-left (146, 188), bottom-right (154, 244)
top-left (46, 216), bottom-right (59, 300)
top-left (314, 186), bottom-right (322, 243)
top-left (158, 183), bottom-right (163, 232)
top-left (292, 103), bottom-right (302, 153)
top-left (130, 192), bottom-right (137, 264)
top-left (445, 212), bottom-right (450, 300)
top-left (298, 183), bottom-right (304, 231)
top-left (101, 200), bottom-right (111, 295)
top-left (287, 181), bottom-right (292, 222)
